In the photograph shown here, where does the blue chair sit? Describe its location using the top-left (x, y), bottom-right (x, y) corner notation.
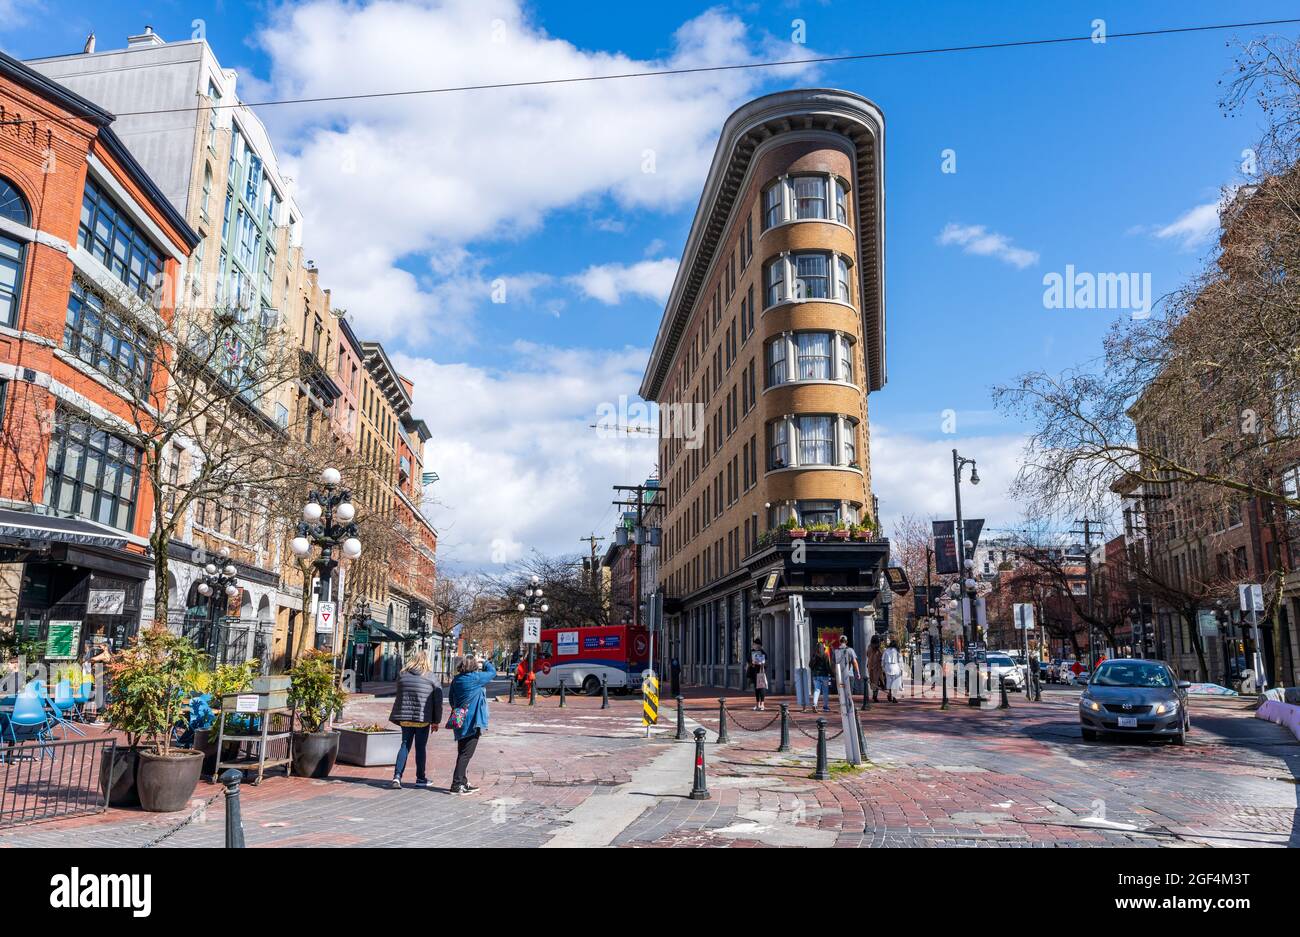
top-left (50, 679), bottom-right (84, 737)
top-left (72, 681), bottom-right (93, 722)
top-left (8, 692), bottom-right (55, 758)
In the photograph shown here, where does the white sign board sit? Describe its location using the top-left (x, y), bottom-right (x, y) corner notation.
top-left (315, 601), bottom-right (336, 634)
top-left (522, 616), bottom-right (542, 644)
top-left (86, 588), bottom-right (126, 615)
top-left (235, 694), bottom-right (260, 713)
top-left (1239, 583), bottom-right (1264, 613)
top-left (557, 630), bottom-right (579, 656)
top-left (1014, 603), bottom-right (1036, 630)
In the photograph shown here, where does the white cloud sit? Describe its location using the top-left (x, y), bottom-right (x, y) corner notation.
top-left (937, 223), bottom-right (1039, 269)
top-left (568, 258), bottom-right (679, 305)
top-left (1152, 200), bottom-right (1221, 251)
top-left (392, 344), bottom-right (656, 569)
top-left (869, 425), bottom-right (1026, 532)
top-left (257, 0), bottom-right (815, 340)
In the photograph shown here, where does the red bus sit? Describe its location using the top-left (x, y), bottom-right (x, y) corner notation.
top-left (532, 625), bottom-right (651, 695)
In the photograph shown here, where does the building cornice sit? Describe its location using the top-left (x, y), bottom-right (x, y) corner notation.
top-left (640, 88), bottom-right (885, 401)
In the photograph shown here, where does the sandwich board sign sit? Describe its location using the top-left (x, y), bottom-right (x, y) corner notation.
top-left (315, 601), bottom-right (336, 634)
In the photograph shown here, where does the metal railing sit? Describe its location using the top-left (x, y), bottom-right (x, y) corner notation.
top-left (0, 736), bottom-right (115, 827)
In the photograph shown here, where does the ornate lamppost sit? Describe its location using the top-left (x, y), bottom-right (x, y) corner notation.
top-left (516, 575), bottom-right (548, 706)
top-left (196, 546), bottom-right (240, 661)
top-left (289, 467), bottom-right (362, 658)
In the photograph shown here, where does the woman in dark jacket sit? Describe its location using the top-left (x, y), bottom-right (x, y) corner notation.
top-left (388, 652), bottom-right (442, 789)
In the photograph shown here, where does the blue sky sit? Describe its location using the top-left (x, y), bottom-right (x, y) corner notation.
top-left (3, 0), bottom-right (1295, 569)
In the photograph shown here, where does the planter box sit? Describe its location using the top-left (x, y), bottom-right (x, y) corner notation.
top-left (252, 675), bottom-right (291, 694)
top-left (336, 726), bottom-right (403, 767)
top-left (220, 691), bottom-right (288, 711)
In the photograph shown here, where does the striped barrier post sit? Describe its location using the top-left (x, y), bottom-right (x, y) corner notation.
top-left (642, 671), bottom-right (659, 737)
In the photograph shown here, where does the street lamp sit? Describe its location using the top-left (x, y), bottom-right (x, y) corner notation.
top-left (951, 449), bottom-right (985, 705)
top-left (196, 546), bottom-right (240, 660)
top-left (291, 467), bottom-right (362, 657)
top-left (518, 575), bottom-right (548, 706)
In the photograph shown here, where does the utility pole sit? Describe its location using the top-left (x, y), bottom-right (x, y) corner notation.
top-left (1073, 518), bottom-right (1099, 670)
top-left (579, 533), bottom-right (605, 607)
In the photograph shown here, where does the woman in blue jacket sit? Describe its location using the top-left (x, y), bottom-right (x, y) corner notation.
top-left (447, 655), bottom-right (496, 795)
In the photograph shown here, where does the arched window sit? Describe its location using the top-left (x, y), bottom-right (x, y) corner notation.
top-left (0, 177), bottom-right (30, 327)
top-left (0, 177), bottom-right (29, 225)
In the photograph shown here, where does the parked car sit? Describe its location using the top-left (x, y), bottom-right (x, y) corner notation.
top-left (1079, 659), bottom-right (1191, 744)
top-left (984, 653), bottom-right (1024, 690)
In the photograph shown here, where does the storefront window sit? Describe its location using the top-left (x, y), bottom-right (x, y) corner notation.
top-left (43, 411), bottom-right (140, 531)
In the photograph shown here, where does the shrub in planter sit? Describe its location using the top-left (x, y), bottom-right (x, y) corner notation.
top-left (104, 626), bottom-right (208, 812)
top-left (288, 650), bottom-right (347, 778)
top-left (337, 723), bottom-right (403, 767)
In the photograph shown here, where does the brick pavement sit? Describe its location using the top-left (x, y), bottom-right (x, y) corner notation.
top-left (0, 684), bottom-right (1294, 848)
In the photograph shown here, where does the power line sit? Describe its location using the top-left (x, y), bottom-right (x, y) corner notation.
top-left (97, 17), bottom-right (1300, 119)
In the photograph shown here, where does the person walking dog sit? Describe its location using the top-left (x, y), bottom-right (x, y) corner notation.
top-left (388, 651), bottom-right (442, 789)
top-left (447, 654), bottom-right (496, 795)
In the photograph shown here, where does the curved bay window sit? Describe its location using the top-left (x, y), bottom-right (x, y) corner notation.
top-left (761, 173), bottom-right (850, 230)
top-left (764, 331), bottom-right (856, 387)
top-left (0, 176), bottom-right (31, 327)
top-left (763, 251), bottom-right (853, 308)
top-left (768, 500), bottom-right (862, 529)
top-left (766, 414), bottom-right (860, 470)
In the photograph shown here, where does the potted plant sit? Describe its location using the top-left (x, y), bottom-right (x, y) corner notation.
top-left (851, 522), bottom-right (870, 541)
top-left (105, 626), bottom-right (207, 812)
top-left (831, 521), bottom-right (850, 540)
top-left (336, 723), bottom-right (403, 767)
top-left (807, 522), bottom-right (831, 541)
top-left (288, 650), bottom-right (347, 778)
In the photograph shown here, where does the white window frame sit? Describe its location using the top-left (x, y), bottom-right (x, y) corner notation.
top-left (761, 251), bottom-right (854, 311)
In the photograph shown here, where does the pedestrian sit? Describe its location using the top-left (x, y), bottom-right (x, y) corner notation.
top-left (810, 642), bottom-right (833, 713)
top-left (514, 658), bottom-right (527, 691)
top-left (882, 638), bottom-right (904, 703)
top-left (1028, 654), bottom-right (1041, 700)
top-left (866, 634), bottom-right (884, 702)
top-left (834, 635), bottom-right (861, 692)
top-left (446, 653), bottom-right (497, 795)
top-left (388, 651), bottom-right (442, 789)
top-left (750, 638), bottom-right (768, 711)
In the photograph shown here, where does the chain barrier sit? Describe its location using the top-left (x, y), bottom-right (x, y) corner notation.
top-left (725, 711), bottom-right (781, 732)
top-left (793, 719), bottom-right (845, 740)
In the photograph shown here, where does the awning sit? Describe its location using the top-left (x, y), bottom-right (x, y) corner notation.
top-left (0, 508), bottom-right (129, 550)
top-left (357, 619), bottom-right (407, 642)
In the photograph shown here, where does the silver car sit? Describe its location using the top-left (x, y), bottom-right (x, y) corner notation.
top-left (1079, 659), bottom-right (1190, 745)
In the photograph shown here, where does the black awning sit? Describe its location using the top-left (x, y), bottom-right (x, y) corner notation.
top-left (359, 619), bottom-right (407, 642)
top-left (0, 508), bottom-right (130, 551)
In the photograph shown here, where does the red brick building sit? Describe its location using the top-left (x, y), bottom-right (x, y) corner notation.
top-left (0, 50), bottom-right (198, 654)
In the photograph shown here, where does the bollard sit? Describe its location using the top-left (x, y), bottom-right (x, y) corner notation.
top-left (508, 677), bottom-right (515, 704)
top-left (998, 677), bottom-right (1010, 710)
top-left (688, 727), bottom-right (711, 800)
top-left (529, 677), bottom-right (536, 707)
top-left (813, 718), bottom-right (831, 781)
top-left (778, 703), bottom-right (791, 753)
top-left (675, 695), bottom-right (687, 741)
top-left (559, 678), bottom-right (567, 708)
top-left (715, 697), bottom-right (731, 744)
top-left (221, 768), bottom-right (246, 848)
top-left (601, 675), bottom-right (609, 709)
top-left (855, 711), bottom-right (866, 760)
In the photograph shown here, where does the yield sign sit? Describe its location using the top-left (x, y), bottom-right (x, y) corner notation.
top-left (316, 601), bottom-right (336, 634)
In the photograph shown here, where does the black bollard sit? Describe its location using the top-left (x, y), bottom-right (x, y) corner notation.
top-left (813, 718), bottom-right (830, 781)
top-left (855, 711), bottom-right (866, 760)
top-left (221, 768), bottom-right (246, 848)
top-left (529, 677), bottom-right (536, 707)
top-left (508, 677), bottom-right (515, 704)
top-left (675, 695), bottom-right (686, 741)
top-left (998, 677), bottom-right (1010, 710)
top-left (601, 675), bottom-right (609, 709)
top-left (715, 697), bottom-right (731, 744)
top-left (778, 703), bottom-right (791, 753)
top-left (689, 727), bottom-right (711, 800)
top-left (559, 678), bottom-right (567, 708)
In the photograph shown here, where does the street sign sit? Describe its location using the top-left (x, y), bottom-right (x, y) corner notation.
top-left (1238, 583), bottom-right (1264, 613)
top-left (641, 671), bottom-right (659, 727)
top-left (523, 616), bottom-right (542, 644)
top-left (315, 601), bottom-right (336, 635)
top-left (883, 566), bottom-right (911, 595)
top-left (1014, 603), bottom-right (1036, 630)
